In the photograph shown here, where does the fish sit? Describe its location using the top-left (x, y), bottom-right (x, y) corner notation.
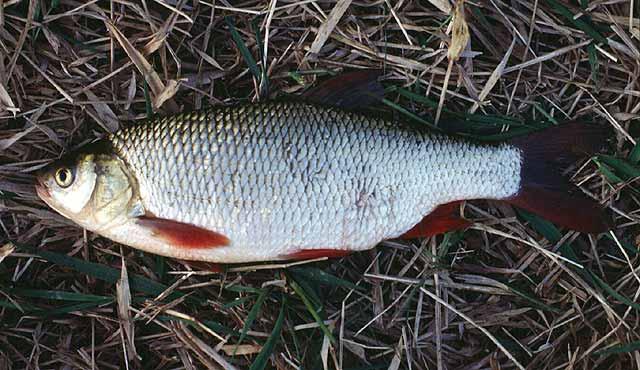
top-left (35, 71), bottom-right (610, 263)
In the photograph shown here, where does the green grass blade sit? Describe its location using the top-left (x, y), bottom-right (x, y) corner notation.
top-left (595, 340), bottom-right (640, 356)
top-left (225, 284), bottom-right (265, 294)
top-left (544, 0), bottom-right (606, 44)
top-left (9, 289), bottom-right (110, 302)
top-left (589, 272), bottom-right (640, 310)
top-left (34, 250), bottom-right (194, 303)
top-left (628, 142), bottom-right (640, 164)
top-left (587, 43), bottom-right (599, 83)
top-left (533, 103), bottom-right (558, 124)
top-left (381, 98), bottom-right (439, 131)
top-left (143, 81), bottom-right (153, 118)
top-left (251, 16), bottom-right (268, 97)
top-left (503, 283), bottom-right (561, 313)
top-left (594, 158), bottom-right (625, 184)
top-left (222, 295), bottom-right (254, 309)
top-left (516, 209), bottom-right (562, 243)
top-left (289, 277), bottom-right (336, 344)
top-left (225, 16), bottom-right (261, 83)
top-left (235, 289), bottom-right (269, 354)
top-left (249, 296), bottom-right (286, 370)
top-left (40, 299), bottom-right (113, 317)
top-left (288, 267), bottom-right (363, 292)
top-left (597, 155), bottom-right (640, 180)
top-left (155, 254), bottom-right (166, 282)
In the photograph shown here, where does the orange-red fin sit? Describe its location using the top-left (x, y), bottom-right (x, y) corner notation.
top-left (137, 217), bottom-right (230, 249)
top-left (400, 201), bottom-right (471, 239)
top-left (302, 70), bottom-right (384, 110)
top-left (283, 249), bottom-right (352, 260)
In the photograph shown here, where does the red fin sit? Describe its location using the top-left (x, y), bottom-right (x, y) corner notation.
top-left (510, 121), bottom-right (607, 168)
top-left (508, 122), bottom-right (610, 233)
top-left (137, 217), bottom-right (230, 248)
top-left (302, 70), bottom-right (384, 109)
top-left (401, 201), bottom-right (471, 239)
top-left (506, 186), bottom-right (610, 233)
top-left (284, 249), bottom-right (351, 260)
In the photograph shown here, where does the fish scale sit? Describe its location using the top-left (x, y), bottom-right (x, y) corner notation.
top-left (106, 101), bottom-right (522, 262)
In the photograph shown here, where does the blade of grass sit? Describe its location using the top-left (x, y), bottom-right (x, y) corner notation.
top-left (502, 283), bottom-right (562, 313)
top-left (381, 98), bottom-right (439, 131)
top-left (249, 295), bottom-right (286, 370)
top-left (288, 267), bottom-right (363, 292)
top-left (544, 0), bottom-right (607, 43)
top-left (32, 250), bottom-right (197, 304)
top-left (289, 276), bottom-right (336, 344)
top-left (225, 16), bottom-right (261, 83)
top-left (597, 155), bottom-right (640, 180)
top-left (595, 341), bottom-right (640, 356)
top-left (235, 289), bottom-right (269, 354)
top-left (40, 299), bottom-right (113, 317)
top-left (143, 81), bottom-right (153, 119)
top-left (589, 273), bottom-right (640, 310)
top-left (251, 16), bottom-right (268, 97)
top-left (629, 141), bottom-right (640, 164)
top-left (9, 289), bottom-right (110, 302)
top-left (587, 43), bottom-right (599, 83)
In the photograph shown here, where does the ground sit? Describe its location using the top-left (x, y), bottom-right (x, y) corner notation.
top-left (1, 0), bottom-right (640, 369)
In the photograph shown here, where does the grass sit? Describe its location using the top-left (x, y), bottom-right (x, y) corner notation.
top-left (1, 0), bottom-right (640, 369)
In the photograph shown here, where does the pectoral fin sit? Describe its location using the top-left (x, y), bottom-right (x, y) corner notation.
top-left (136, 216), bottom-right (230, 249)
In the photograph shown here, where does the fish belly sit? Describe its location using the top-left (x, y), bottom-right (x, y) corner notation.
top-left (109, 102), bottom-right (521, 262)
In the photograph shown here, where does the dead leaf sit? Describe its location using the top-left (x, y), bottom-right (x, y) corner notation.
top-left (0, 243), bottom-right (15, 264)
top-left (125, 71), bottom-right (136, 110)
top-left (68, 55), bottom-right (95, 68)
top-left (143, 31), bottom-right (167, 55)
top-left (105, 21), bottom-right (178, 113)
top-left (117, 255), bottom-right (139, 360)
top-left (84, 90), bottom-right (119, 132)
top-left (0, 125), bottom-right (36, 150)
top-left (193, 49), bottom-right (223, 70)
top-left (447, 0), bottom-right (469, 62)
top-left (42, 27), bottom-right (60, 55)
top-left (220, 344), bottom-right (262, 356)
top-left (153, 79), bottom-right (180, 110)
top-left (469, 37), bottom-right (516, 113)
top-left (0, 80), bottom-right (18, 116)
top-left (308, 0), bottom-right (352, 55)
top-left (427, 0), bottom-right (451, 13)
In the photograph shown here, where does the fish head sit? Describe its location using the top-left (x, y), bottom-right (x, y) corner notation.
top-left (36, 149), bottom-right (139, 231)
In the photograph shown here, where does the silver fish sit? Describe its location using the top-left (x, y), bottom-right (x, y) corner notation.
top-left (35, 76), bottom-right (608, 263)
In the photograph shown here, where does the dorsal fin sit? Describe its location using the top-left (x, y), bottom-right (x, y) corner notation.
top-left (302, 70), bottom-right (384, 109)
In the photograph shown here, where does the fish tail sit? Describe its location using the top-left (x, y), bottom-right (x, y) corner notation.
top-left (505, 122), bottom-right (611, 233)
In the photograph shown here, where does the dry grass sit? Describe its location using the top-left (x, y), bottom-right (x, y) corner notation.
top-left (1, 0), bottom-right (640, 369)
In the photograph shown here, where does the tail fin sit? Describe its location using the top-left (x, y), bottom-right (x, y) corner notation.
top-left (506, 122), bottom-right (610, 233)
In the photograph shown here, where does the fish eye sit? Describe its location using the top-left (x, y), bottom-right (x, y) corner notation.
top-left (55, 167), bottom-right (74, 188)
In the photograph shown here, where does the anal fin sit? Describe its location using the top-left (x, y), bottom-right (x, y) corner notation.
top-left (137, 216), bottom-right (230, 249)
top-left (400, 201), bottom-right (471, 239)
